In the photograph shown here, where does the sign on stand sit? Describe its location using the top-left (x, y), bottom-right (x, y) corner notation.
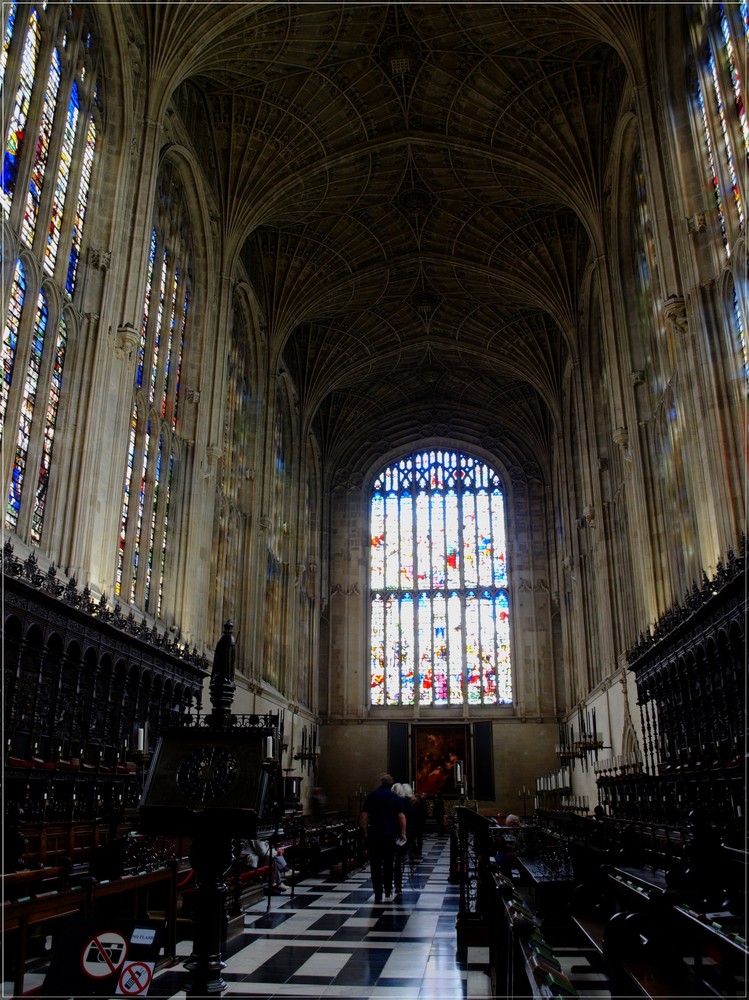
top-left (42, 917), bottom-right (163, 996)
top-left (81, 930), bottom-right (128, 979)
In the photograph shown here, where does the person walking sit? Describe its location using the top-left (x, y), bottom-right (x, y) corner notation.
top-left (360, 774), bottom-right (406, 904)
top-left (391, 782), bottom-right (414, 896)
top-left (411, 791), bottom-right (427, 858)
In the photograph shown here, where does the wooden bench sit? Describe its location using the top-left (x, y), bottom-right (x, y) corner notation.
top-left (2, 865), bottom-right (70, 900)
top-left (568, 870), bottom-right (720, 998)
top-left (3, 864), bottom-right (178, 997)
top-left (485, 870), bottom-right (579, 997)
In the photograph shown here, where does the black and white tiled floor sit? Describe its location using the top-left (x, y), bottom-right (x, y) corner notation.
top-left (2, 835), bottom-right (611, 998)
top-left (153, 835), bottom-right (493, 999)
top-left (152, 834), bottom-right (611, 1000)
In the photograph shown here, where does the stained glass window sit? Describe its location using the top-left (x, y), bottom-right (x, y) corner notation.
top-left (137, 230), bottom-right (157, 389)
top-left (370, 450), bottom-right (511, 707)
top-left (66, 112), bottom-right (96, 293)
top-left (721, 4), bottom-right (748, 154)
top-left (31, 313), bottom-right (67, 543)
top-left (22, 46), bottom-right (61, 247)
top-left (7, 291), bottom-right (47, 529)
top-left (696, 67), bottom-right (730, 254)
top-left (117, 167), bottom-right (191, 618)
top-left (1, 260), bottom-right (25, 439)
top-left (694, 5), bottom-right (748, 258)
top-left (117, 409), bottom-right (138, 595)
top-left (733, 283), bottom-right (748, 382)
top-left (45, 78), bottom-right (79, 275)
top-left (2, 4), bottom-right (100, 546)
top-left (2, 6), bottom-right (40, 216)
top-left (708, 43), bottom-right (744, 229)
top-left (1, 1), bottom-right (17, 87)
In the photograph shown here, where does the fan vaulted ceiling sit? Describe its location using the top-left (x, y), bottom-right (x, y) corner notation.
top-left (142, 2), bottom-right (638, 476)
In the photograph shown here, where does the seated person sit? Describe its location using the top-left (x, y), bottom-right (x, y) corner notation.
top-left (493, 832), bottom-right (516, 876)
top-left (250, 838), bottom-right (288, 892)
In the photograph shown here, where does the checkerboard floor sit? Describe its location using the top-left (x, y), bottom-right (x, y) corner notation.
top-left (149, 833), bottom-right (611, 999)
top-left (152, 833), bottom-right (494, 999)
top-left (4, 834), bottom-right (612, 999)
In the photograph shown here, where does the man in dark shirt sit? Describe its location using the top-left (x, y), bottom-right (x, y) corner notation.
top-left (360, 773), bottom-right (407, 903)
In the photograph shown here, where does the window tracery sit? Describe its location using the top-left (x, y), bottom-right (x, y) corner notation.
top-left (209, 299), bottom-right (256, 641)
top-left (116, 166), bottom-right (192, 618)
top-left (692, 2), bottom-right (747, 257)
top-left (262, 385), bottom-right (292, 690)
top-left (1, 2), bottom-right (99, 546)
top-left (370, 449), bottom-right (511, 707)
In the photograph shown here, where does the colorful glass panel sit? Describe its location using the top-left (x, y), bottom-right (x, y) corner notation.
top-left (161, 271), bottom-right (178, 416)
top-left (65, 107), bottom-right (95, 294)
top-left (6, 291), bottom-right (46, 528)
top-left (116, 408), bottom-right (137, 596)
top-left (721, 4), bottom-right (748, 156)
top-left (45, 78), bottom-right (78, 274)
top-left (172, 287), bottom-right (188, 430)
top-left (129, 418), bottom-right (151, 599)
top-left (371, 594), bottom-right (386, 704)
top-left (22, 46), bottom-right (61, 247)
top-left (2, 7), bottom-right (40, 216)
top-left (697, 70), bottom-right (729, 255)
top-left (708, 43), bottom-right (744, 229)
top-left (155, 452), bottom-right (173, 619)
top-left (733, 284), bottom-right (748, 382)
top-left (150, 251), bottom-right (167, 404)
top-left (1, 0), bottom-right (16, 82)
top-left (370, 450), bottom-right (511, 707)
top-left (31, 313), bottom-right (66, 543)
top-left (1, 260), bottom-right (25, 439)
top-left (119, 170), bottom-right (191, 615)
top-left (137, 229), bottom-right (157, 389)
top-left (144, 433), bottom-right (163, 609)
top-left (3, 4), bottom-right (99, 548)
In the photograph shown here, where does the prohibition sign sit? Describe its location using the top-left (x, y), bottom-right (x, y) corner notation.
top-left (80, 930), bottom-right (128, 979)
top-left (117, 961), bottom-right (153, 995)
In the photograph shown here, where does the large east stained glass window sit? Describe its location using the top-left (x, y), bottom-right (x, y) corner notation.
top-left (370, 450), bottom-right (511, 707)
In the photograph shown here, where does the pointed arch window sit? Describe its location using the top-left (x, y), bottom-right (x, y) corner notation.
top-left (116, 167), bottom-right (191, 618)
top-left (210, 300), bottom-right (256, 639)
top-left (21, 44), bottom-right (61, 246)
top-left (1, 4), bottom-right (40, 215)
top-left (693, 3), bottom-right (747, 257)
top-left (1, 3), bottom-right (101, 546)
top-left (370, 450), bottom-right (512, 707)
